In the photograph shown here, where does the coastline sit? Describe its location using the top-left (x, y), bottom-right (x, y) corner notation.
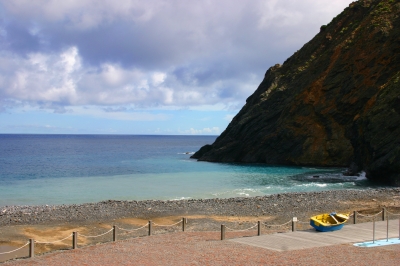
top-left (1, 188), bottom-right (399, 262)
top-left (1, 188), bottom-right (399, 227)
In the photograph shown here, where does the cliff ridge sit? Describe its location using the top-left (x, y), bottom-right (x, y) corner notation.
top-left (192, 0), bottom-right (400, 186)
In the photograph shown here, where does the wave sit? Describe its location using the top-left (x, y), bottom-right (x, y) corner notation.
top-left (355, 171), bottom-right (367, 181)
top-left (296, 183), bottom-right (328, 188)
top-left (211, 188), bottom-right (262, 198)
top-left (171, 196), bottom-right (192, 200)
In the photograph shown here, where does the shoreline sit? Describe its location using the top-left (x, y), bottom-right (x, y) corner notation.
top-left (1, 188), bottom-right (399, 262)
top-left (1, 188), bottom-right (399, 227)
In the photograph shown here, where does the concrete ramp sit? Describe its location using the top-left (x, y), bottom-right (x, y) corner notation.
top-left (230, 219), bottom-right (400, 251)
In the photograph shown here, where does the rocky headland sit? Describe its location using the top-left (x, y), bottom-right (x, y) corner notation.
top-left (192, 0), bottom-right (400, 186)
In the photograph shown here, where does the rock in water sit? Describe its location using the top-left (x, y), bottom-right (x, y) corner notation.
top-left (192, 0), bottom-right (400, 186)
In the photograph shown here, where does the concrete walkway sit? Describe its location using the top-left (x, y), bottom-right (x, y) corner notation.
top-left (230, 219), bottom-right (400, 251)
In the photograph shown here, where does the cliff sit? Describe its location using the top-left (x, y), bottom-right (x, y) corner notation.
top-left (192, 0), bottom-right (400, 186)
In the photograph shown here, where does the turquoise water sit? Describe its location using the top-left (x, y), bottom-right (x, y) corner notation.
top-left (0, 134), bottom-right (376, 207)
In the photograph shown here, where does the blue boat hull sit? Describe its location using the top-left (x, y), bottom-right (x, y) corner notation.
top-left (310, 220), bottom-right (344, 232)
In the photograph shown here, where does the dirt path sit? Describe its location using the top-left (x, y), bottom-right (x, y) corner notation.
top-left (3, 231), bottom-right (400, 265)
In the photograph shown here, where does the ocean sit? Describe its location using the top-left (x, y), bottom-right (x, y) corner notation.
top-left (0, 134), bottom-right (377, 207)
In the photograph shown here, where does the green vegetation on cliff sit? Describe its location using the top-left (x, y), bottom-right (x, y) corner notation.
top-left (192, 0), bottom-right (400, 186)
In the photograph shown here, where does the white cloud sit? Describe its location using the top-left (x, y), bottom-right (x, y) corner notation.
top-left (183, 127), bottom-right (220, 135)
top-left (56, 106), bottom-right (171, 121)
top-left (82, 109), bottom-right (170, 121)
top-left (257, 0), bottom-right (303, 29)
top-left (152, 72), bottom-right (166, 87)
top-left (1, 47), bottom-right (80, 104)
top-left (101, 64), bottom-right (125, 86)
top-left (0, 46), bottom-right (256, 110)
top-left (0, 0), bottom-right (353, 115)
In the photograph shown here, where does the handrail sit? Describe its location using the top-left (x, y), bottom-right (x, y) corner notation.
top-left (1, 208), bottom-right (400, 263)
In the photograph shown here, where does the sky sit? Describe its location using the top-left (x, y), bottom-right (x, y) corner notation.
top-left (0, 0), bottom-right (353, 135)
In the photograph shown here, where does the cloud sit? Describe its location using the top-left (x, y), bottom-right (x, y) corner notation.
top-left (70, 106), bottom-right (171, 121)
top-left (0, 47), bottom-right (80, 107)
top-left (3, 123), bottom-right (73, 131)
top-left (224, 114), bottom-right (235, 122)
top-left (183, 127), bottom-right (221, 135)
top-left (0, 46), bottom-right (258, 110)
top-left (0, 0), bottom-right (353, 115)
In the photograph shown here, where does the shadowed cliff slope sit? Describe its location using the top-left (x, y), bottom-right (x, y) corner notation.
top-left (192, 0), bottom-right (400, 186)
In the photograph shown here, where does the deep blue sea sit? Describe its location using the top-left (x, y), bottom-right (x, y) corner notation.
top-left (0, 134), bottom-right (378, 207)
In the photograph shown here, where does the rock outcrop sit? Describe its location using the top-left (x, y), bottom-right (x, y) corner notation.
top-left (192, 0), bottom-right (400, 186)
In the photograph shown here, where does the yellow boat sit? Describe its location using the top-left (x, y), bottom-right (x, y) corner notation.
top-left (310, 212), bottom-right (349, 232)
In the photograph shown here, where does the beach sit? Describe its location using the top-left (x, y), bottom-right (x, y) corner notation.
top-left (2, 188), bottom-right (399, 227)
top-left (1, 188), bottom-right (400, 263)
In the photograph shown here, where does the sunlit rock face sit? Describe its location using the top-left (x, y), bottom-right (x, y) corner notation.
top-left (192, 0), bottom-right (400, 186)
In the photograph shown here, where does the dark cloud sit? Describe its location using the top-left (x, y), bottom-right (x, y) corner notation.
top-left (2, 22), bottom-right (42, 53)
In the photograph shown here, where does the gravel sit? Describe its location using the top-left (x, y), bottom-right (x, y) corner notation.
top-left (1, 188), bottom-right (400, 265)
top-left (1, 188), bottom-right (399, 226)
top-left (3, 232), bottom-right (400, 266)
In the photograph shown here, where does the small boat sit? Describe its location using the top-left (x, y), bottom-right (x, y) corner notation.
top-left (310, 212), bottom-right (349, 232)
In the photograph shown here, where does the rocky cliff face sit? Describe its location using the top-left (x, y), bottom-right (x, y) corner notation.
top-left (192, 0), bottom-right (400, 186)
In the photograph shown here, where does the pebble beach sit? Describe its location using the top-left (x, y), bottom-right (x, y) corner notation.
top-left (1, 188), bottom-right (400, 264)
top-left (1, 188), bottom-right (400, 227)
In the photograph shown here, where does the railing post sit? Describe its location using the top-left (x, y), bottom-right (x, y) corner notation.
top-left (387, 217), bottom-right (389, 242)
top-left (113, 225), bottom-right (117, 242)
top-left (29, 239), bottom-right (34, 258)
top-left (182, 218), bottom-right (186, 232)
top-left (292, 217), bottom-right (297, 232)
top-left (382, 208), bottom-right (386, 221)
top-left (148, 220), bottom-right (152, 236)
top-left (372, 217), bottom-right (375, 244)
top-left (221, 224), bottom-right (226, 240)
top-left (258, 221), bottom-right (261, 236)
top-left (73, 232), bottom-right (78, 249)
